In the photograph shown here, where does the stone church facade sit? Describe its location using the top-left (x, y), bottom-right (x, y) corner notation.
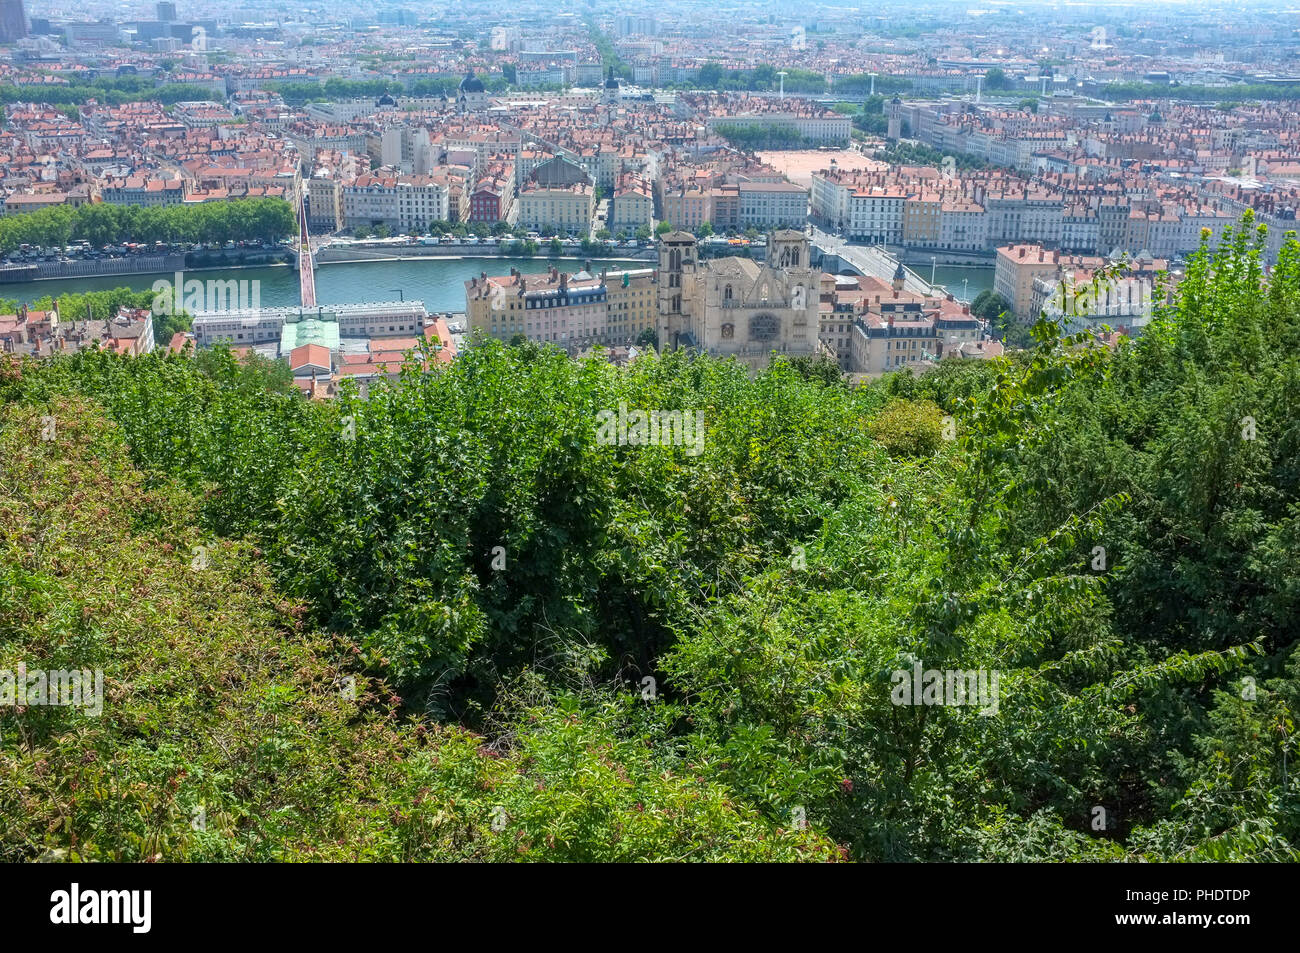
top-left (656, 230), bottom-right (824, 371)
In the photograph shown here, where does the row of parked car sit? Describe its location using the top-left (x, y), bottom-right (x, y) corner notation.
top-left (2, 239), bottom-right (287, 265)
top-left (332, 234), bottom-right (654, 250)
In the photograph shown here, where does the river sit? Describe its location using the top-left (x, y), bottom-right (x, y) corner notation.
top-left (0, 257), bottom-right (647, 314)
top-left (0, 255), bottom-right (997, 312)
top-left (927, 264), bottom-right (997, 302)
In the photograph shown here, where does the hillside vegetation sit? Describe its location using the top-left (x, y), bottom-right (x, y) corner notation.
top-left (0, 399), bottom-right (834, 861)
top-left (1, 216), bottom-right (1296, 861)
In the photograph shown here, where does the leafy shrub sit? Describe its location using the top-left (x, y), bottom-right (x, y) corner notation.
top-left (869, 398), bottom-right (946, 456)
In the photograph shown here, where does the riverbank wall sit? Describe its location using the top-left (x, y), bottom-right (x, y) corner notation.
top-left (0, 250), bottom-right (294, 284)
top-left (313, 242), bottom-right (658, 264)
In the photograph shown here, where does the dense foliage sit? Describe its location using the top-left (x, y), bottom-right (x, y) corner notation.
top-left (1102, 82), bottom-right (1300, 102)
top-left (0, 198), bottom-right (295, 255)
top-left (0, 400), bottom-right (832, 861)
top-left (0, 80), bottom-right (221, 108)
top-left (713, 122), bottom-right (809, 150)
top-left (1, 215), bottom-right (1296, 861)
top-left (267, 75), bottom-right (509, 107)
top-left (874, 140), bottom-right (991, 172)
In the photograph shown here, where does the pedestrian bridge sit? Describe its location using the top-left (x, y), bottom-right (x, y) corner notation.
top-left (297, 188), bottom-right (316, 308)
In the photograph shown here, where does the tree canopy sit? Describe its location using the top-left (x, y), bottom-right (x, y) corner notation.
top-left (1, 213), bottom-right (1296, 861)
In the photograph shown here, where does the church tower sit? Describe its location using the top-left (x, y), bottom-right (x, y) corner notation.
top-left (767, 229), bottom-right (809, 271)
top-left (887, 96), bottom-right (903, 140)
top-left (657, 231), bottom-right (698, 350)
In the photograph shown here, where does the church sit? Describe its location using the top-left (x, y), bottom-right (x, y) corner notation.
top-left (656, 230), bottom-right (824, 370)
top-left (456, 71), bottom-right (488, 113)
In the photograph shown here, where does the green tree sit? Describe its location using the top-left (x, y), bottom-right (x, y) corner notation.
top-left (984, 68), bottom-right (1010, 90)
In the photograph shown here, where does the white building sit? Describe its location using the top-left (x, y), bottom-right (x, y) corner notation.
top-left (738, 181), bottom-right (808, 229)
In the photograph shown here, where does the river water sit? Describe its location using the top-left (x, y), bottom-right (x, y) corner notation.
top-left (0, 257), bottom-right (647, 314)
top-left (928, 264), bottom-right (997, 302)
top-left (0, 256), bottom-right (997, 312)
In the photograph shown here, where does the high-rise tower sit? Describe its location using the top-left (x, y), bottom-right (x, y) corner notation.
top-left (0, 0), bottom-right (28, 43)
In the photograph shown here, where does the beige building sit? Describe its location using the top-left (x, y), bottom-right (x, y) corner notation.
top-left (819, 269), bottom-right (991, 376)
top-left (515, 155), bottom-right (596, 234)
top-left (516, 182), bottom-right (595, 234)
top-left (659, 186), bottom-right (711, 232)
top-left (465, 265), bottom-right (657, 348)
top-left (395, 175), bottom-right (450, 231)
top-left (902, 192), bottom-right (942, 248)
top-left (994, 244), bottom-right (1107, 321)
top-left (657, 229), bottom-right (825, 371)
top-left (466, 266), bottom-right (607, 348)
top-left (611, 176), bottom-right (654, 234)
top-left (307, 173), bottom-right (342, 231)
top-left (603, 267), bottom-right (657, 342)
top-left (342, 173), bottom-right (449, 232)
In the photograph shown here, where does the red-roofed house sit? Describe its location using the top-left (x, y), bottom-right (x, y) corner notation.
top-left (289, 343), bottom-right (331, 377)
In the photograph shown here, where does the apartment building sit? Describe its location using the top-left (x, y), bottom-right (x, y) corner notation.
top-left (994, 244), bottom-right (1108, 321)
top-left (660, 186), bottom-right (710, 232)
top-left (611, 176), bottom-right (653, 233)
top-left (396, 175), bottom-right (450, 231)
top-left (342, 174), bottom-right (449, 231)
top-left (192, 301), bottom-right (432, 348)
top-left (465, 265), bottom-right (656, 347)
top-left (903, 192), bottom-right (943, 248)
top-left (603, 267), bottom-right (657, 341)
top-left (710, 186), bottom-right (741, 233)
top-left (100, 174), bottom-right (186, 206)
top-left (851, 188), bottom-right (907, 244)
top-left (0, 304), bottom-right (155, 358)
top-left (738, 181), bottom-right (808, 229)
top-left (809, 173), bottom-right (854, 228)
top-left (468, 162), bottom-right (516, 223)
top-left (516, 181), bottom-right (595, 234)
top-left (466, 266), bottom-right (608, 346)
top-left (822, 270), bottom-right (989, 375)
top-left (938, 198), bottom-right (988, 252)
top-left (307, 171), bottom-right (342, 231)
top-left (849, 304), bottom-right (942, 375)
top-left (1030, 268), bottom-right (1159, 331)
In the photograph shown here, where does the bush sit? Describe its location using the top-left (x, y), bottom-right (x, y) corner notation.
top-left (869, 398), bottom-right (946, 456)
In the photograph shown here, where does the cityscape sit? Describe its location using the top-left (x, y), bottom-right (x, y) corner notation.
top-left (0, 0), bottom-right (1296, 900)
top-left (4, 0), bottom-right (1300, 380)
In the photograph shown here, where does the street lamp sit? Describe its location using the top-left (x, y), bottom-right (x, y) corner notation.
top-left (930, 256), bottom-right (937, 286)
top-left (962, 278), bottom-right (969, 301)
top-left (388, 288), bottom-right (404, 301)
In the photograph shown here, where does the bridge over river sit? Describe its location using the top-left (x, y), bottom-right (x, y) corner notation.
top-left (811, 227), bottom-right (938, 296)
